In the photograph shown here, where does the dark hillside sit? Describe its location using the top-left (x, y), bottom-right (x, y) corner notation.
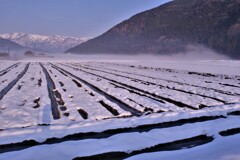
top-left (67, 0), bottom-right (240, 59)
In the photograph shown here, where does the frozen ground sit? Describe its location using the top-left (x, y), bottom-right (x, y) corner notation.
top-left (0, 54), bottom-right (239, 160)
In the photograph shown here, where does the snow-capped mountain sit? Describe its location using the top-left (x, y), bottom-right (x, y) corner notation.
top-left (0, 33), bottom-right (90, 53)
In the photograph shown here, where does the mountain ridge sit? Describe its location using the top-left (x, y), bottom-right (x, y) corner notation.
top-left (0, 38), bottom-right (27, 52)
top-left (66, 0), bottom-right (240, 59)
top-left (0, 33), bottom-right (90, 53)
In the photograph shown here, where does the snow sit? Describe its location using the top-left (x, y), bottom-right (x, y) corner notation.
top-left (125, 134), bottom-right (240, 160)
top-left (0, 56), bottom-right (239, 160)
top-left (60, 62), bottom-right (239, 110)
top-left (29, 34), bottom-right (49, 41)
top-left (0, 63), bottom-right (26, 92)
top-left (0, 33), bottom-right (90, 53)
top-left (44, 63), bottom-right (130, 120)
top-left (0, 102), bottom-right (239, 145)
top-left (130, 60), bottom-right (240, 76)
top-left (80, 62), bottom-right (240, 102)
top-left (0, 116), bottom-right (240, 160)
top-left (0, 61), bottom-right (16, 71)
top-left (0, 32), bottom-right (25, 39)
top-left (0, 63), bottom-right (52, 129)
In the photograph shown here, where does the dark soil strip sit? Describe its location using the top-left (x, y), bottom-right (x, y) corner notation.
top-left (40, 63), bottom-right (61, 120)
top-left (51, 65), bottom-right (68, 77)
top-left (38, 78), bottom-right (42, 87)
top-left (17, 84), bottom-right (22, 90)
top-left (219, 83), bottom-right (240, 89)
top-left (0, 115), bottom-right (224, 154)
top-left (33, 97), bottom-right (40, 108)
top-left (79, 69), bottom-right (196, 110)
top-left (0, 62), bottom-right (20, 77)
top-left (60, 63), bottom-right (196, 110)
top-left (54, 89), bottom-right (65, 106)
top-left (110, 82), bottom-right (165, 104)
top-left (168, 87), bottom-right (226, 104)
top-left (63, 112), bottom-right (70, 117)
top-left (0, 63), bottom-right (30, 100)
top-left (219, 128), bottom-right (240, 136)
top-left (0, 71), bottom-right (8, 77)
top-left (89, 92), bottom-right (94, 96)
top-left (127, 98), bottom-right (156, 113)
top-left (59, 81), bottom-right (64, 87)
top-left (99, 100), bottom-right (120, 116)
top-left (79, 65), bottom-right (226, 103)
top-left (100, 62), bottom-right (235, 80)
top-left (60, 106), bottom-right (67, 111)
top-left (228, 111), bottom-right (240, 116)
top-left (83, 64), bottom-right (240, 96)
top-left (18, 99), bottom-right (26, 106)
top-left (50, 63), bottom-right (141, 116)
top-left (73, 135), bottom-right (214, 160)
top-left (72, 79), bottom-right (82, 87)
top-left (188, 71), bottom-right (217, 77)
top-left (75, 152), bottom-right (127, 160)
top-left (77, 108), bottom-right (88, 119)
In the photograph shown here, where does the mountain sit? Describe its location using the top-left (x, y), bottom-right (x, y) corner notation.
top-left (0, 33), bottom-right (90, 53)
top-left (66, 0), bottom-right (240, 59)
top-left (0, 38), bottom-right (26, 52)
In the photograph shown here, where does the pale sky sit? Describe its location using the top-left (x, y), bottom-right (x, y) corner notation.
top-left (0, 0), bottom-right (171, 37)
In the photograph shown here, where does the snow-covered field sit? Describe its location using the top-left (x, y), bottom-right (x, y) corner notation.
top-left (0, 55), bottom-right (239, 160)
